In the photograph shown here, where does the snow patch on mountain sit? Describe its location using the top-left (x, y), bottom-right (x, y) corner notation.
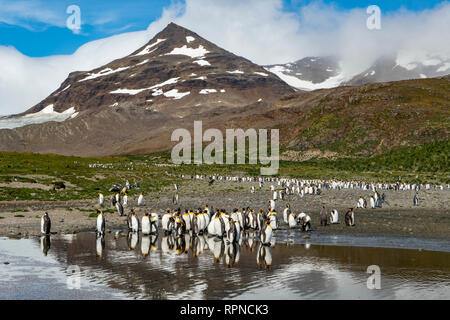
top-left (266, 65), bottom-right (346, 90)
top-left (0, 105), bottom-right (77, 129)
top-left (199, 89), bottom-right (217, 94)
top-left (79, 67), bottom-right (130, 82)
top-left (136, 59), bottom-right (150, 66)
top-left (150, 77), bottom-right (180, 89)
top-left (166, 45), bottom-right (210, 59)
top-left (227, 70), bottom-right (244, 74)
top-left (164, 89), bottom-right (190, 99)
top-left (186, 36), bottom-right (195, 43)
top-left (193, 59), bottom-right (211, 66)
top-left (134, 39), bottom-right (166, 56)
top-left (110, 88), bottom-right (148, 95)
top-left (54, 85), bottom-right (71, 96)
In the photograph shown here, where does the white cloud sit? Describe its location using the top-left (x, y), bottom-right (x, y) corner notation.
top-left (1, 0), bottom-right (450, 115)
top-left (0, 29), bottom-right (157, 115)
top-left (0, 0), bottom-right (65, 30)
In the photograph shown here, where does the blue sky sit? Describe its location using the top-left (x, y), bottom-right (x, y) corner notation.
top-left (0, 0), bottom-right (447, 57)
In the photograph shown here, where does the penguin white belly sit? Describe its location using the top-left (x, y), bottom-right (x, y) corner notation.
top-left (227, 229), bottom-right (235, 243)
top-left (283, 209), bottom-right (289, 224)
top-left (270, 201), bottom-right (275, 211)
top-left (223, 218), bottom-right (230, 235)
top-left (257, 215), bottom-right (263, 230)
top-left (248, 214), bottom-right (254, 229)
top-left (131, 216), bottom-right (139, 232)
top-left (142, 216), bottom-right (151, 235)
top-left (96, 215), bottom-right (104, 234)
top-left (204, 214), bottom-right (210, 230)
top-left (162, 214), bottom-right (172, 232)
top-left (234, 222), bottom-right (241, 242)
top-left (195, 216), bottom-right (203, 233)
top-left (201, 214), bottom-right (208, 231)
top-left (41, 217), bottom-right (45, 234)
top-left (269, 214), bottom-right (277, 230)
top-left (237, 213), bottom-right (244, 229)
top-left (207, 218), bottom-right (217, 235)
top-left (213, 218), bottom-right (223, 236)
top-left (331, 210), bottom-right (339, 223)
top-left (183, 214), bottom-right (191, 231)
top-left (370, 198), bottom-right (375, 208)
top-left (302, 215), bottom-right (311, 231)
top-left (261, 225), bottom-right (273, 245)
top-left (288, 214), bottom-right (297, 228)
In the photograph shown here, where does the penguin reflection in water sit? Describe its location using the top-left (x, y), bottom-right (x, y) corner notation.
top-left (141, 234), bottom-right (158, 258)
top-left (127, 231), bottom-right (139, 250)
top-left (96, 233), bottom-right (105, 260)
top-left (40, 235), bottom-right (51, 256)
top-left (225, 242), bottom-right (240, 268)
top-left (256, 243), bottom-right (273, 270)
top-left (212, 238), bottom-right (226, 263)
top-left (162, 234), bottom-right (175, 254)
top-left (192, 235), bottom-right (208, 258)
top-left (245, 230), bottom-right (258, 252)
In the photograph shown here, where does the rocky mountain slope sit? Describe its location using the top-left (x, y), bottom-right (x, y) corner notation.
top-left (231, 76), bottom-right (450, 158)
top-left (21, 22), bottom-right (293, 117)
top-left (0, 23), bottom-right (294, 156)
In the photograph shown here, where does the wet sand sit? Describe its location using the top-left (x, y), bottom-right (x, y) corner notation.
top-left (0, 179), bottom-right (449, 240)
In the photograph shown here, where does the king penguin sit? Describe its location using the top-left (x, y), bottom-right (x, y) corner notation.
top-left (96, 209), bottom-right (105, 235)
top-left (41, 212), bottom-right (51, 235)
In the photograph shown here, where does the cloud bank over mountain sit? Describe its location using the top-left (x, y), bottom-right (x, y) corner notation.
top-left (1, 0), bottom-right (450, 115)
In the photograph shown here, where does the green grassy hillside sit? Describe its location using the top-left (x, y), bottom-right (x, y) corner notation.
top-left (0, 140), bottom-right (448, 201)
